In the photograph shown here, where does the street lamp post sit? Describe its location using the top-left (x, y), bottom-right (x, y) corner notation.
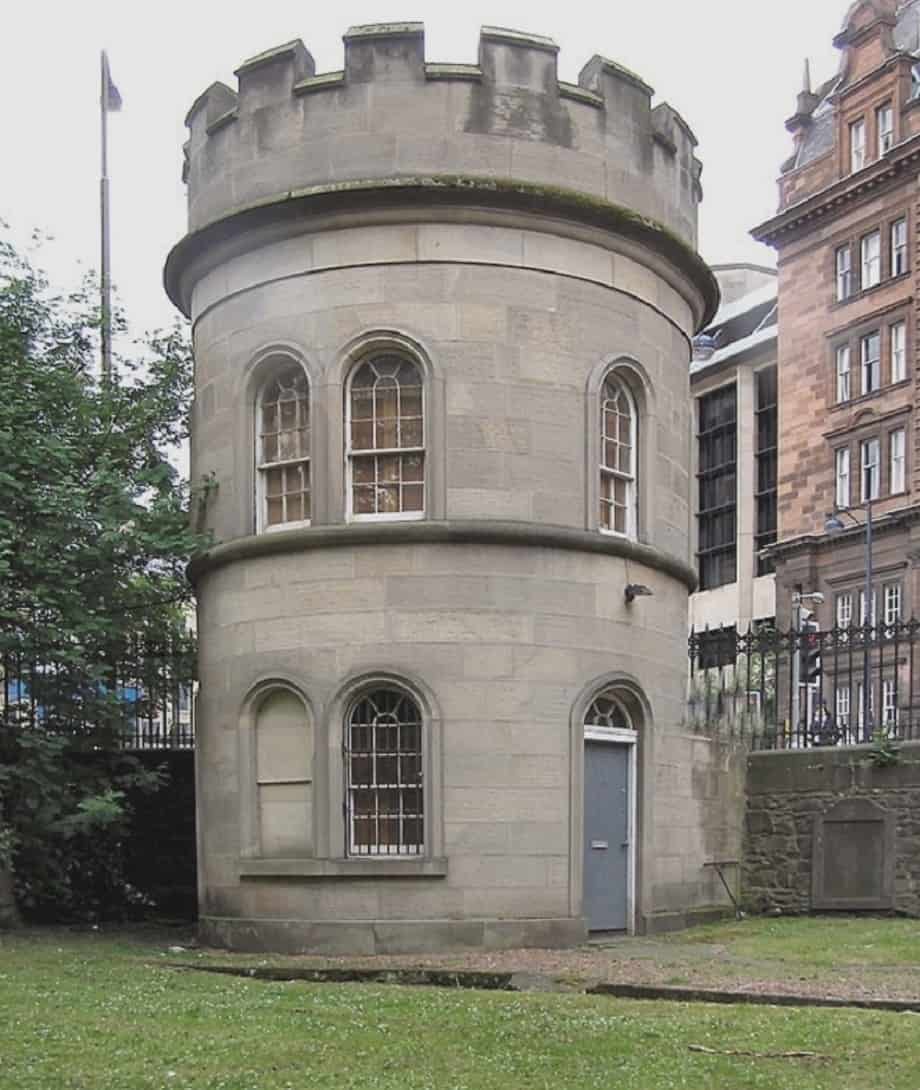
top-left (825, 497), bottom-right (874, 742)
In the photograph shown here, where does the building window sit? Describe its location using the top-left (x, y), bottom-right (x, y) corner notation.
top-left (856, 681), bottom-right (875, 728)
top-left (861, 231), bottom-right (881, 289)
top-left (835, 245), bottom-right (852, 302)
top-left (861, 331), bottom-right (880, 394)
top-left (755, 368), bottom-right (777, 575)
top-left (600, 374), bottom-right (637, 537)
top-left (891, 219), bottom-right (908, 277)
top-left (877, 104), bottom-right (894, 156)
top-left (835, 447), bottom-right (851, 509)
top-left (585, 690), bottom-right (634, 731)
top-left (836, 345), bottom-right (851, 402)
top-left (890, 321), bottom-right (906, 383)
top-left (697, 385), bottom-right (737, 590)
top-left (850, 119), bottom-right (866, 172)
top-left (859, 588), bottom-right (878, 627)
top-left (882, 679), bottom-right (899, 727)
top-left (890, 428), bottom-right (906, 494)
top-left (861, 437), bottom-right (880, 502)
top-left (257, 365), bottom-right (311, 530)
top-left (836, 686), bottom-right (851, 730)
top-left (884, 582), bottom-right (902, 628)
top-left (836, 592), bottom-right (853, 630)
top-left (347, 355), bottom-right (425, 520)
top-left (345, 686), bottom-right (423, 856)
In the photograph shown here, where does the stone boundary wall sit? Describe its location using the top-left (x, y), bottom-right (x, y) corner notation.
top-left (744, 744), bottom-right (920, 916)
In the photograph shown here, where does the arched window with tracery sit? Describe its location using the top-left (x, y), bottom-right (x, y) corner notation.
top-left (257, 365), bottom-right (310, 530)
top-left (347, 355), bottom-right (424, 519)
top-left (345, 686), bottom-right (424, 855)
top-left (600, 373), bottom-right (637, 537)
top-left (584, 689), bottom-right (635, 732)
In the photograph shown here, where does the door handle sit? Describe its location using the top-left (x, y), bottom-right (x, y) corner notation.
top-left (590, 840), bottom-right (609, 850)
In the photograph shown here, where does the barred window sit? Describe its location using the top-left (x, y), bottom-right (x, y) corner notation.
top-left (345, 687), bottom-right (423, 855)
top-left (347, 355), bottom-right (424, 519)
top-left (585, 690), bottom-right (634, 732)
top-left (600, 375), bottom-right (637, 537)
top-left (257, 366), bottom-right (310, 529)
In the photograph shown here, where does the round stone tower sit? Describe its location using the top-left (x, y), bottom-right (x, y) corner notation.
top-left (166, 23), bottom-right (720, 953)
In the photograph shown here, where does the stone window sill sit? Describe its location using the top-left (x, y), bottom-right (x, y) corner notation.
top-left (238, 857), bottom-right (448, 880)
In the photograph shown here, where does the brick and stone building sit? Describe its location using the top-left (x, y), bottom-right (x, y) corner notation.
top-left (165, 23), bottom-right (734, 954)
top-left (753, 0), bottom-right (920, 723)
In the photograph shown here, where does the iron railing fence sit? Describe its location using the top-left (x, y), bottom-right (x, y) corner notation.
top-left (688, 619), bottom-right (920, 750)
top-left (0, 630), bottom-right (196, 750)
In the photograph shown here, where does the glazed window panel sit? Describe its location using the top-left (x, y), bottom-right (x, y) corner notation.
top-left (258, 366), bottom-right (311, 529)
top-left (861, 437), bottom-right (880, 501)
top-left (850, 119), bottom-right (866, 173)
top-left (697, 384), bottom-right (737, 590)
top-left (835, 246), bottom-right (852, 302)
top-left (877, 104), bottom-right (894, 156)
top-left (891, 219), bottom-right (908, 277)
top-left (861, 231), bottom-right (880, 289)
top-left (348, 356), bottom-right (425, 518)
top-left (861, 331), bottom-right (880, 394)
top-left (585, 690), bottom-right (634, 731)
top-left (836, 592), bottom-right (853, 630)
top-left (836, 345), bottom-right (851, 402)
top-left (599, 374), bottom-right (637, 538)
top-left (755, 367), bottom-right (777, 575)
top-left (890, 428), bottom-right (906, 494)
top-left (345, 688), bottom-right (424, 856)
top-left (835, 447), bottom-right (851, 509)
top-left (891, 321), bottom-right (906, 383)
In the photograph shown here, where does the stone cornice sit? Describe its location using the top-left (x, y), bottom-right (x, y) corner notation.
top-left (752, 135), bottom-right (920, 247)
top-left (769, 503), bottom-right (920, 561)
top-left (187, 518), bottom-right (698, 592)
top-left (164, 176), bottom-right (719, 329)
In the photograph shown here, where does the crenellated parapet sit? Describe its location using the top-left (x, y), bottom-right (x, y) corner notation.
top-left (181, 23), bottom-right (703, 249)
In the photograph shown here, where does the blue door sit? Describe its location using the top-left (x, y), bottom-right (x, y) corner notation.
top-left (583, 741), bottom-right (630, 931)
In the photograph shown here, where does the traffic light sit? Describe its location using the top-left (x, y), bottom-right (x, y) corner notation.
top-left (799, 615), bottom-right (822, 684)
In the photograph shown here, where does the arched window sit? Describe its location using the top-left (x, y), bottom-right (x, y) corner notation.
top-left (585, 689), bottom-right (634, 732)
top-left (599, 374), bottom-right (637, 537)
top-left (346, 355), bottom-right (424, 519)
top-left (257, 365), bottom-right (310, 530)
top-left (345, 686), bottom-right (423, 855)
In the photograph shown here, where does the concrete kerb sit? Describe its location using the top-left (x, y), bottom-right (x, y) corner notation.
top-left (165, 962), bottom-right (920, 1011)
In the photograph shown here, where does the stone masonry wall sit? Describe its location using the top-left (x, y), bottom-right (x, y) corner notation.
top-left (744, 744), bottom-right (920, 915)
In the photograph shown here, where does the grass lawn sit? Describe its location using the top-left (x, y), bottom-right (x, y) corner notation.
top-left (1, 928), bottom-right (919, 1089)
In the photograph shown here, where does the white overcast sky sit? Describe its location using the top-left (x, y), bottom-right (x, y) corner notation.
top-left (3, 0), bottom-right (851, 336)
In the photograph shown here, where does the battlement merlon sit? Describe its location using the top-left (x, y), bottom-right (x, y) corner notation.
top-left (180, 23), bottom-right (705, 249)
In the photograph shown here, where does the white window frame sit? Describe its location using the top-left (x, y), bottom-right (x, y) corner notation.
top-left (861, 331), bottom-right (880, 394)
top-left (861, 231), bottom-right (881, 289)
top-left (835, 245), bottom-right (852, 302)
top-left (835, 686), bottom-right (851, 729)
top-left (850, 119), bottom-right (866, 173)
top-left (859, 588), bottom-right (878, 628)
top-left (836, 345), bottom-right (851, 402)
top-left (890, 321), bottom-right (906, 384)
top-left (891, 219), bottom-right (908, 277)
top-left (256, 365), bottom-right (311, 534)
top-left (861, 437), bottom-right (880, 502)
top-left (835, 447), bottom-right (851, 509)
top-left (599, 374), bottom-right (638, 539)
top-left (890, 428), bottom-right (906, 494)
top-left (345, 355), bottom-right (426, 524)
top-left (856, 681), bottom-right (875, 729)
top-left (344, 686), bottom-right (425, 857)
top-left (877, 104), bottom-right (894, 156)
top-left (882, 679), bottom-right (899, 727)
top-left (836, 592), bottom-right (853, 630)
top-left (884, 583), bottom-right (902, 628)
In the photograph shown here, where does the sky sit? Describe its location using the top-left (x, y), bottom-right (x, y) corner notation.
top-left (2, 0), bottom-right (853, 338)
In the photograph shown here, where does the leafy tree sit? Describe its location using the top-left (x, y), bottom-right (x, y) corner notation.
top-left (0, 231), bottom-right (208, 921)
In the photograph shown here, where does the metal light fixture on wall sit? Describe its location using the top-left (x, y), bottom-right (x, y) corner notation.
top-left (624, 584), bottom-right (654, 604)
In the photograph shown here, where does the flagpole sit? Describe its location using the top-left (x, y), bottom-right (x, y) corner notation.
top-left (100, 50), bottom-right (113, 385)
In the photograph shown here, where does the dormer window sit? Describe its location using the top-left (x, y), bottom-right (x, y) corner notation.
top-left (850, 119), bottom-right (866, 173)
top-left (877, 104), bottom-right (894, 155)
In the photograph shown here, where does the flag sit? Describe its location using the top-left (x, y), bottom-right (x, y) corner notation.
top-left (102, 51), bottom-right (122, 112)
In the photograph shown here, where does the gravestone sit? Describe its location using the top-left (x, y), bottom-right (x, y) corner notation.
top-left (812, 798), bottom-right (894, 911)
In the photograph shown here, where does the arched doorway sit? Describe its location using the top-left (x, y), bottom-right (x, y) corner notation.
top-left (582, 689), bottom-right (638, 932)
